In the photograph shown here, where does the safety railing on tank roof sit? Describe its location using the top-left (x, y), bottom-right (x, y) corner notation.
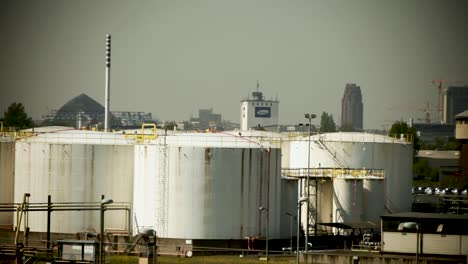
top-left (283, 131), bottom-right (414, 144)
top-left (0, 131), bottom-right (37, 142)
top-left (12, 131), bottom-right (132, 145)
top-left (158, 132), bottom-right (283, 149)
top-left (282, 167), bottom-right (385, 179)
top-left (123, 123), bottom-right (157, 143)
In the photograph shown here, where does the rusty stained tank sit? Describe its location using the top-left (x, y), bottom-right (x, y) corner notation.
top-left (133, 132), bottom-right (282, 240)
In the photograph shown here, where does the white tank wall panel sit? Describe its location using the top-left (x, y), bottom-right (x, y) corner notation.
top-left (280, 141), bottom-right (291, 168)
top-left (333, 179), bottom-right (363, 223)
top-left (133, 144), bottom-right (282, 240)
top-left (279, 179), bottom-right (298, 239)
top-left (14, 142), bottom-right (134, 233)
top-left (0, 142), bottom-right (15, 226)
top-left (318, 180), bottom-right (333, 224)
top-left (288, 139), bottom-right (337, 169)
top-left (133, 145), bottom-right (159, 232)
top-left (363, 179), bottom-right (385, 223)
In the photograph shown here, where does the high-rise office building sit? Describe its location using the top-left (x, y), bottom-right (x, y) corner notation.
top-left (341, 83), bottom-right (363, 131)
top-left (444, 86), bottom-right (468, 124)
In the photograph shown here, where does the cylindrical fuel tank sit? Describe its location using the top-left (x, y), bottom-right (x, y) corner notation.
top-left (133, 133), bottom-right (282, 240)
top-left (285, 132), bottom-right (412, 215)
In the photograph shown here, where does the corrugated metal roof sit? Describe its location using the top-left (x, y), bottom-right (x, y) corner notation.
top-left (416, 150), bottom-right (460, 160)
top-left (382, 212), bottom-right (468, 220)
top-left (456, 109), bottom-right (468, 118)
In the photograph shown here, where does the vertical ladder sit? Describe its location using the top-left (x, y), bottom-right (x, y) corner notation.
top-left (157, 145), bottom-right (169, 236)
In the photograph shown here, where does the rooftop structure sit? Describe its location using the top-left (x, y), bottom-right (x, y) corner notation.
top-left (189, 108), bottom-right (222, 130)
top-left (455, 110), bottom-right (468, 182)
top-left (240, 82), bottom-right (279, 131)
top-left (455, 110), bottom-right (468, 140)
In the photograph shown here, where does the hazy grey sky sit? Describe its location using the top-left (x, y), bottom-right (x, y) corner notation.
top-left (1, 0), bottom-right (467, 129)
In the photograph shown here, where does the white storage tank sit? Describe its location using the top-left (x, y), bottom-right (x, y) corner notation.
top-left (13, 130), bottom-right (134, 234)
top-left (285, 132), bottom-right (412, 215)
top-left (133, 132), bottom-right (282, 240)
top-left (333, 178), bottom-right (363, 223)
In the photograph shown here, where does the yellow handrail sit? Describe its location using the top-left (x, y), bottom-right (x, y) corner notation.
top-left (141, 123), bottom-right (157, 141)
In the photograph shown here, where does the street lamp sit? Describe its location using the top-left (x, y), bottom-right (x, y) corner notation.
top-left (398, 222), bottom-right (419, 263)
top-left (100, 198), bottom-right (113, 264)
top-left (139, 228), bottom-right (157, 264)
top-left (297, 197), bottom-right (308, 264)
top-left (259, 206), bottom-right (269, 264)
top-left (304, 113), bottom-right (316, 252)
top-left (284, 212), bottom-right (295, 254)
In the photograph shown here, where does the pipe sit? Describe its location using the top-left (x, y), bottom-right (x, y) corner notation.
top-left (47, 195), bottom-right (51, 250)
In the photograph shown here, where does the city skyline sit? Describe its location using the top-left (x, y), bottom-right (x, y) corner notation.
top-left (1, 0), bottom-right (468, 129)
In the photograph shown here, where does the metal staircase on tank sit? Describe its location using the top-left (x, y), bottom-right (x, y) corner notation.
top-left (306, 179), bottom-right (319, 236)
top-left (316, 137), bottom-right (350, 168)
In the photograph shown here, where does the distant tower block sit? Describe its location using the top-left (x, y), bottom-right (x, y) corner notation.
top-left (104, 34), bottom-right (111, 131)
top-left (240, 82), bottom-right (279, 131)
top-left (444, 86), bottom-right (468, 125)
top-left (341, 83), bottom-right (363, 131)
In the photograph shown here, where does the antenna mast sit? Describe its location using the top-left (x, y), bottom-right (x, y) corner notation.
top-left (104, 34), bottom-right (111, 131)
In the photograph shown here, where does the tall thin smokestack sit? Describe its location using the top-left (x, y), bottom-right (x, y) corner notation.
top-left (104, 34), bottom-right (111, 131)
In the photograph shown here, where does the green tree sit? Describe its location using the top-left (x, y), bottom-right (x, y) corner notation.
top-left (319, 112), bottom-right (336, 133)
top-left (1, 102), bottom-right (33, 130)
top-left (388, 121), bottom-right (420, 153)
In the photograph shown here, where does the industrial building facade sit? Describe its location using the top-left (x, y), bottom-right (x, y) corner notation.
top-left (341, 83), bottom-right (363, 131)
top-left (240, 88), bottom-right (279, 131)
top-left (444, 86), bottom-right (468, 124)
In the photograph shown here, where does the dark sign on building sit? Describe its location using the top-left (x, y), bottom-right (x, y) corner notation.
top-left (255, 107), bottom-right (271, 118)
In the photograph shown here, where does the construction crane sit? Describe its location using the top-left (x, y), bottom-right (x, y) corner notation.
top-left (431, 79), bottom-right (468, 123)
top-left (417, 101), bottom-right (438, 124)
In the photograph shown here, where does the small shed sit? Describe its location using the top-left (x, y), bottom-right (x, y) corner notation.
top-left (381, 212), bottom-right (468, 256)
